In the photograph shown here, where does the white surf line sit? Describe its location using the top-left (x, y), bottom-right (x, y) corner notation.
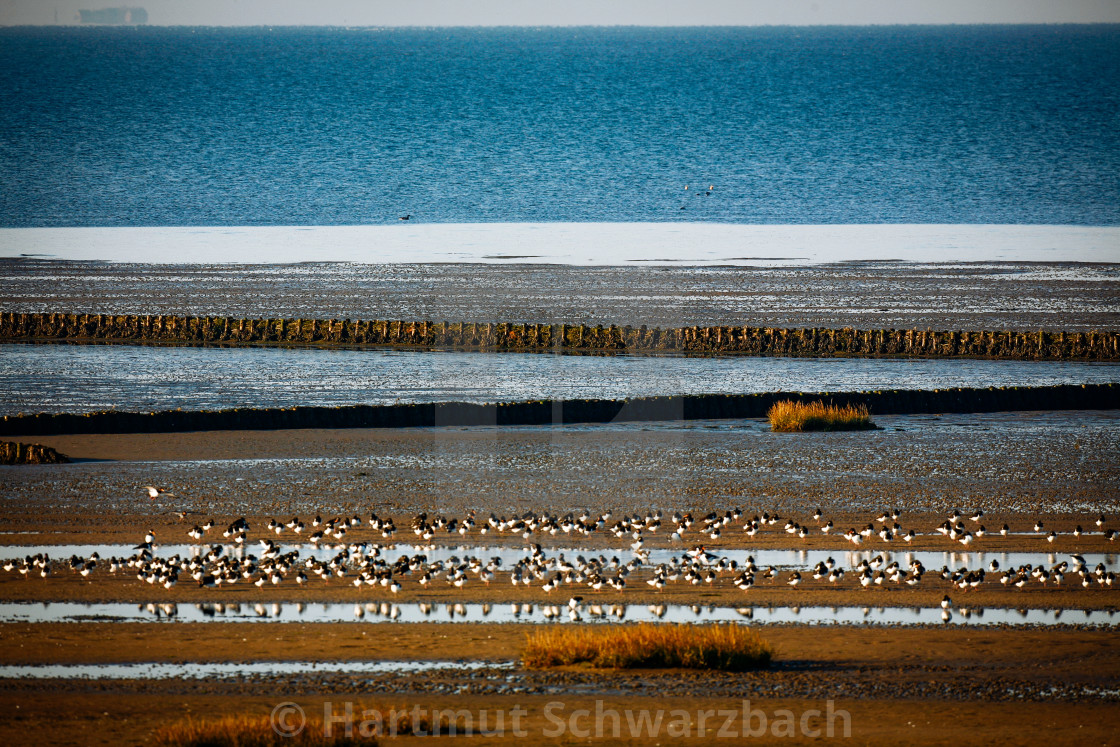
top-left (2, 224), bottom-right (1118, 265)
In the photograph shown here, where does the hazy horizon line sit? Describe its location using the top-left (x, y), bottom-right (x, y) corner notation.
top-left (5, 21), bottom-right (1120, 28)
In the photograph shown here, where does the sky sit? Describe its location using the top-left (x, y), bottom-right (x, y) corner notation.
top-left (2, 0), bottom-right (1120, 26)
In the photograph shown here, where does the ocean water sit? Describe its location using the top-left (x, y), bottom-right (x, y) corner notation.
top-left (2, 26), bottom-right (1116, 412)
top-left (1, 25), bottom-right (1118, 227)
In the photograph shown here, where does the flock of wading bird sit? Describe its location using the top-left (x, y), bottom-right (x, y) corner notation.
top-left (3, 505), bottom-right (1118, 602)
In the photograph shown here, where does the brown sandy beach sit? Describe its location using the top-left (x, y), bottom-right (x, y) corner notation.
top-left (2, 414), bottom-right (1118, 744)
top-left (4, 410), bottom-right (1118, 530)
top-left (2, 623), bottom-right (1118, 745)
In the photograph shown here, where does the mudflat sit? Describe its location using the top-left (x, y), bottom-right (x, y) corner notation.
top-left (1, 623), bottom-right (1118, 745)
top-left (2, 413), bottom-right (1119, 744)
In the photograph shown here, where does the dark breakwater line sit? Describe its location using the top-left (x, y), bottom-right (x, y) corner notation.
top-left (1, 384), bottom-right (1116, 436)
top-left (2, 312), bottom-right (1118, 361)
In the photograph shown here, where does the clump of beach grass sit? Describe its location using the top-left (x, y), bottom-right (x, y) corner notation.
top-left (522, 623), bottom-right (773, 671)
top-left (767, 399), bottom-right (877, 432)
top-left (155, 705), bottom-right (456, 745)
top-left (155, 713), bottom-right (380, 746)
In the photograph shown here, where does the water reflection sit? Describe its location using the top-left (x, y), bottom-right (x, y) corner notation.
top-left (5, 601), bottom-right (1116, 627)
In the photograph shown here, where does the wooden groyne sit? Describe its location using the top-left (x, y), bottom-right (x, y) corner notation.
top-left (0, 441), bottom-right (70, 465)
top-left (1, 312), bottom-right (1117, 360)
top-left (1, 384), bottom-right (1115, 436)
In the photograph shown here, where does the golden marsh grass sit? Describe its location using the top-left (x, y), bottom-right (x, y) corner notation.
top-left (154, 707), bottom-right (444, 745)
top-left (154, 714), bottom-right (372, 746)
top-left (767, 399), bottom-right (876, 432)
top-left (522, 623), bottom-right (773, 671)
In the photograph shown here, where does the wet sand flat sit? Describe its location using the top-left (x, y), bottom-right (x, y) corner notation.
top-left (1, 624), bottom-right (1118, 745)
top-left (2, 412), bottom-right (1118, 745)
top-left (2, 411), bottom-right (1117, 538)
top-left (5, 259), bottom-right (1118, 332)
top-left (4, 622), bottom-right (1116, 670)
top-left (2, 691), bottom-right (1116, 747)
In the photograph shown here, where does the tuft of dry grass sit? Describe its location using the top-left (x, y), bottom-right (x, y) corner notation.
top-left (767, 399), bottom-right (877, 432)
top-left (154, 712), bottom-right (385, 746)
top-left (522, 623), bottom-right (773, 671)
top-left (155, 706), bottom-right (458, 745)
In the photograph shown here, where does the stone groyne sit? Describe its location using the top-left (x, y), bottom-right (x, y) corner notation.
top-left (1, 384), bottom-right (1115, 436)
top-left (1, 312), bottom-right (1117, 360)
top-left (0, 441), bottom-right (70, 464)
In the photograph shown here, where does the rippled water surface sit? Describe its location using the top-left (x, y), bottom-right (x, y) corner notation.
top-left (3, 27), bottom-right (1118, 226)
top-left (2, 344), bottom-right (1117, 416)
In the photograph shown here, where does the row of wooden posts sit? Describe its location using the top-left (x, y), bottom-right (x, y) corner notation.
top-left (1, 312), bottom-right (1117, 360)
top-left (0, 440), bottom-right (69, 464)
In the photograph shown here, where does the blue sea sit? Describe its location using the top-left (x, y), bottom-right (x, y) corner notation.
top-left (1, 25), bottom-right (1118, 227)
top-left (2, 26), bottom-right (1118, 416)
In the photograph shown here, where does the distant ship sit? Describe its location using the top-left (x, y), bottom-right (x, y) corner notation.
top-left (78, 7), bottom-right (148, 25)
